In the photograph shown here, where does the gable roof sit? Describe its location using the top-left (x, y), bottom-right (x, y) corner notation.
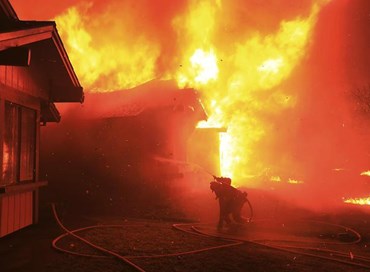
top-left (0, 0), bottom-right (83, 103)
top-left (67, 80), bottom-right (207, 122)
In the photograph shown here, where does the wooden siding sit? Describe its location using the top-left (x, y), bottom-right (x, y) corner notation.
top-left (0, 191), bottom-right (33, 237)
top-left (0, 65), bottom-right (48, 100)
top-left (0, 68), bottom-right (42, 237)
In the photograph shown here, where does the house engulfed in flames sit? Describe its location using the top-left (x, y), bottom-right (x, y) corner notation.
top-left (40, 79), bottom-right (209, 212)
top-left (0, 0), bottom-right (83, 237)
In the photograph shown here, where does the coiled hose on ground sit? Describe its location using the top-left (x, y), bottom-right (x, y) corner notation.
top-left (51, 202), bottom-right (370, 272)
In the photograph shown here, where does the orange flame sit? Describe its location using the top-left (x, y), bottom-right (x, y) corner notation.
top-left (54, 0), bottom-right (330, 187)
top-left (184, 1), bottom-right (328, 185)
top-left (270, 176), bottom-right (281, 182)
top-left (287, 178), bottom-right (304, 185)
top-left (177, 48), bottom-right (219, 87)
top-left (269, 176), bottom-right (304, 184)
top-left (55, 3), bottom-right (161, 91)
top-left (360, 171), bottom-right (370, 177)
top-left (344, 197), bottom-right (370, 206)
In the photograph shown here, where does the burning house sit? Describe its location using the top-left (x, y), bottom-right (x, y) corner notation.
top-left (0, 0), bottom-right (83, 237)
top-left (1, 1), bottom-right (370, 271)
top-left (3, 0), bottom-right (368, 219)
top-left (40, 80), bottom-right (207, 214)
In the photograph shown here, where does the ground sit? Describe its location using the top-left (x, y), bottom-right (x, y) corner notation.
top-left (1, 188), bottom-right (370, 272)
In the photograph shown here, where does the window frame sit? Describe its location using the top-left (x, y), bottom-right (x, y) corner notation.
top-left (2, 101), bottom-right (37, 185)
top-left (0, 87), bottom-right (39, 187)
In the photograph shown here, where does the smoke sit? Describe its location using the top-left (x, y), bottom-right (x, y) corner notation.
top-left (265, 0), bottom-right (370, 210)
top-left (26, 0), bottom-right (370, 214)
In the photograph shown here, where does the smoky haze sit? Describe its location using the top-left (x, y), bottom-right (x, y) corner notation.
top-left (25, 0), bottom-right (370, 216)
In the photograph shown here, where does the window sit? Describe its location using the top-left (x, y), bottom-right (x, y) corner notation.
top-left (1, 102), bottom-right (36, 185)
top-left (2, 102), bottom-right (19, 184)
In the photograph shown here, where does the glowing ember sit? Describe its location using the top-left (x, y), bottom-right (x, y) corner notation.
top-left (332, 168), bottom-right (346, 172)
top-left (269, 176), bottom-right (304, 184)
top-left (360, 171), bottom-right (370, 177)
top-left (270, 176), bottom-right (304, 184)
top-left (288, 178), bottom-right (304, 184)
top-left (344, 197), bottom-right (370, 206)
top-left (270, 176), bottom-right (281, 182)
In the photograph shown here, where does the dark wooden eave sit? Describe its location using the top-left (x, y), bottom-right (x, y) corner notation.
top-left (40, 102), bottom-right (61, 124)
top-left (0, 21), bottom-right (84, 103)
top-left (0, 0), bottom-right (83, 125)
top-left (0, 0), bottom-right (18, 22)
top-left (0, 23), bottom-right (54, 50)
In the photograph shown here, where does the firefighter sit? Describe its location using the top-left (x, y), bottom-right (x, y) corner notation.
top-left (210, 176), bottom-right (248, 230)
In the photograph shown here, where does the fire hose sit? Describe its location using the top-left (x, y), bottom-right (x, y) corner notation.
top-left (188, 221), bottom-right (370, 269)
top-left (245, 198), bottom-right (253, 221)
top-left (50, 159), bottom-right (369, 271)
top-left (52, 203), bottom-right (370, 271)
top-left (51, 203), bottom-right (243, 272)
top-left (51, 204), bottom-right (146, 272)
